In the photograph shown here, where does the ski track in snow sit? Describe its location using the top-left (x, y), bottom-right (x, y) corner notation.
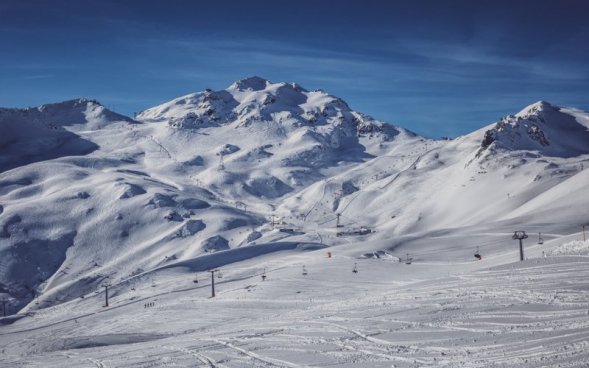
top-left (86, 357), bottom-right (107, 368)
top-left (161, 344), bottom-right (220, 367)
top-left (209, 338), bottom-right (306, 368)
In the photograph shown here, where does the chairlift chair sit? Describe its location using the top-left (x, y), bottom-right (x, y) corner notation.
top-left (352, 263), bottom-right (358, 273)
top-left (302, 265), bottom-right (308, 276)
top-left (405, 253), bottom-right (412, 265)
top-left (538, 233), bottom-right (544, 244)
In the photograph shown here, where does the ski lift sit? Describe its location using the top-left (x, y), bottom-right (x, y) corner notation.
top-left (302, 265), bottom-right (308, 276)
top-left (261, 268), bottom-right (267, 281)
top-left (474, 246), bottom-right (482, 260)
top-left (538, 233), bottom-right (544, 245)
top-left (193, 274), bottom-right (199, 284)
top-left (217, 271), bottom-right (223, 279)
top-left (352, 263), bottom-right (358, 274)
top-left (405, 253), bottom-right (412, 265)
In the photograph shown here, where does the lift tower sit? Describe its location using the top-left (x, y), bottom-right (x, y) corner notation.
top-left (512, 231), bottom-right (528, 261)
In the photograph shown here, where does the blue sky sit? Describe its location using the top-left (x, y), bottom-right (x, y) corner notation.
top-left (1, 0), bottom-right (588, 137)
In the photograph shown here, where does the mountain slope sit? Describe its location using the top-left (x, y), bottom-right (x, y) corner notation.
top-left (0, 78), bottom-right (588, 320)
top-left (0, 78), bottom-right (422, 312)
top-left (135, 76), bottom-right (419, 207)
top-left (0, 99), bottom-right (134, 172)
top-left (280, 100), bottom-right (589, 236)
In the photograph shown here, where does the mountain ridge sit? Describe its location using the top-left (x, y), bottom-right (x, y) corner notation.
top-left (136, 76), bottom-right (407, 146)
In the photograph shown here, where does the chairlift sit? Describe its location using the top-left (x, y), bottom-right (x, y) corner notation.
top-left (538, 232), bottom-right (544, 245)
top-left (352, 263), bottom-right (358, 273)
top-left (474, 246), bottom-right (482, 260)
top-left (217, 271), bottom-right (223, 279)
top-left (193, 274), bottom-right (198, 284)
top-left (261, 268), bottom-right (267, 281)
top-left (405, 253), bottom-right (412, 265)
top-left (302, 265), bottom-right (308, 276)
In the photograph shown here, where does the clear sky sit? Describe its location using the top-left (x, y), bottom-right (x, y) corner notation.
top-left (1, 0), bottom-right (588, 137)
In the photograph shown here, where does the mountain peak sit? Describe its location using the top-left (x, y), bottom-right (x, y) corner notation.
top-left (0, 98), bottom-right (135, 132)
top-left (229, 76), bottom-right (269, 91)
top-left (37, 98), bottom-right (102, 112)
top-left (477, 101), bottom-right (589, 158)
top-left (515, 100), bottom-right (558, 118)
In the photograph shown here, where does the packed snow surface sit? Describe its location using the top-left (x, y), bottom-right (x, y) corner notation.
top-left (1, 77), bottom-right (589, 367)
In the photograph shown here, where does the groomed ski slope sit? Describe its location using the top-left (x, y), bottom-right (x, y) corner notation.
top-left (2, 233), bottom-right (589, 367)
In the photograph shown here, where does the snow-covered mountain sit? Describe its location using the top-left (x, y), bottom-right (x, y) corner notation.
top-left (135, 76), bottom-right (416, 202)
top-left (137, 76), bottom-right (401, 143)
top-left (1, 77), bottom-right (589, 323)
top-left (2, 78), bottom-right (589, 367)
top-left (0, 99), bottom-right (134, 172)
top-left (0, 77), bottom-right (419, 312)
top-left (477, 101), bottom-right (589, 158)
